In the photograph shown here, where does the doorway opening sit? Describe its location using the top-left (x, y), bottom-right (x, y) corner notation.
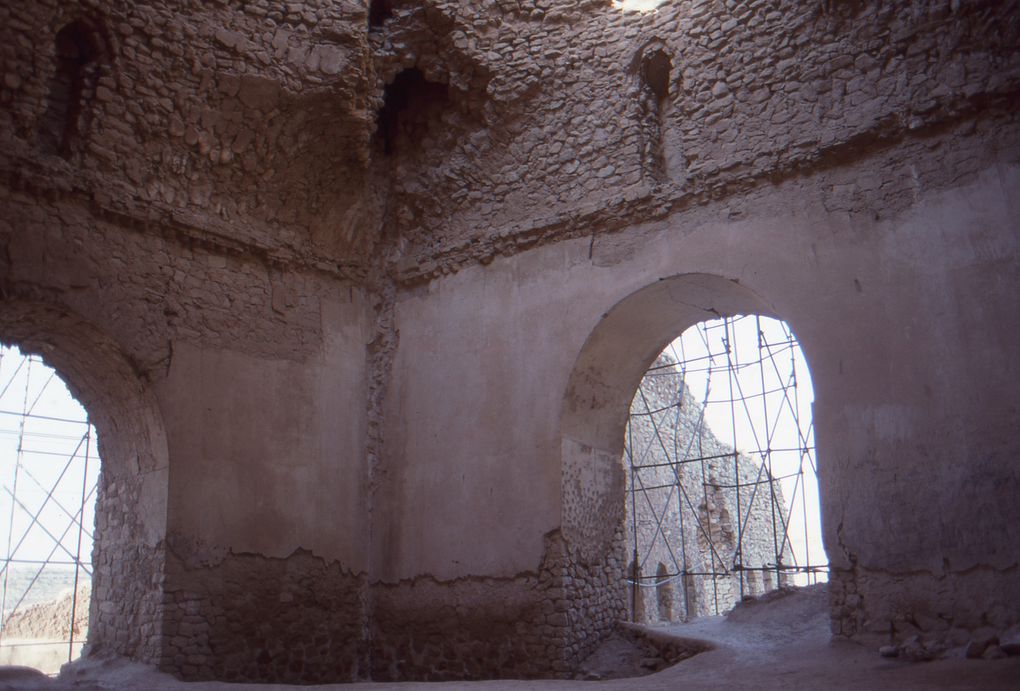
top-left (624, 315), bottom-right (826, 624)
top-left (0, 345), bottom-right (99, 673)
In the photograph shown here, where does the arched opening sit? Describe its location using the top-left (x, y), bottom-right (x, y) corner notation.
top-left (623, 316), bottom-right (825, 624)
top-left (560, 274), bottom-right (829, 657)
top-left (642, 50), bottom-right (671, 103)
top-left (655, 562), bottom-right (673, 621)
top-left (0, 300), bottom-right (169, 668)
top-left (0, 345), bottom-right (99, 672)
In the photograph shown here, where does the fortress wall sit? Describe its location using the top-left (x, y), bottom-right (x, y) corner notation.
top-left (1, 0), bottom-right (1017, 681)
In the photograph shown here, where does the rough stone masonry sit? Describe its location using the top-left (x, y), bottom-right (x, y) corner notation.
top-left (1, 0), bottom-right (1018, 683)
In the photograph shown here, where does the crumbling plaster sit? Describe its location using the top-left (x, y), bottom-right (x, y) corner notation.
top-left (0, 0), bottom-right (1018, 682)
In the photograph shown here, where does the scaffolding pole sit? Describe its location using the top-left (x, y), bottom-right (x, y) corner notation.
top-left (0, 347), bottom-right (99, 671)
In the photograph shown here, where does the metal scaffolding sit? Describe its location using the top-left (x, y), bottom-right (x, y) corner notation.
top-left (0, 346), bottom-right (98, 671)
top-left (624, 315), bottom-right (827, 622)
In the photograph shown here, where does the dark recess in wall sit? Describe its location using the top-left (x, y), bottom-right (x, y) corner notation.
top-left (38, 20), bottom-right (104, 157)
top-left (369, 0), bottom-right (395, 28)
top-left (375, 68), bottom-right (450, 155)
top-left (643, 49), bottom-right (671, 102)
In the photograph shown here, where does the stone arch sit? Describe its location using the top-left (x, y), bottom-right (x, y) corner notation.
top-left (557, 274), bottom-right (809, 643)
top-left (561, 273), bottom-right (777, 552)
top-left (0, 298), bottom-right (168, 663)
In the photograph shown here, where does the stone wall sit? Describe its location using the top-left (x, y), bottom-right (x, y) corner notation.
top-left (160, 549), bottom-right (367, 683)
top-left (2, 0), bottom-right (373, 679)
top-left (370, 531), bottom-right (561, 681)
top-left (1, 0), bottom-right (380, 267)
top-left (559, 526), bottom-right (629, 670)
top-left (88, 474), bottom-right (166, 663)
top-left (384, 0), bottom-right (1020, 281)
top-left (625, 354), bottom-right (789, 624)
top-left (368, 529), bottom-right (625, 682)
top-left (1, 0), bottom-right (1018, 683)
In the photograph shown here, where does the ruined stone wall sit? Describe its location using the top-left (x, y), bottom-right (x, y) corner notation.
top-left (160, 550), bottom-right (367, 683)
top-left (88, 474), bottom-right (166, 662)
top-left (370, 577), bottom-right (550, 681)
top-left (625, 355), bottom-right (787, 624)
top-left (559, 526), bottom-right (629, 670)
top-left (370, 529), bottom-right (562, 681)
top-left (0, 298), bottom-right (172, 666)
top-left (1, 0), bottom-right (380, 268)
top-left (390, 111), bottom-right (1020, 677)
top-left (1, 0), bottom-right (1018, 683)
top-left (830, 562), bottom-right (1020, 660)
top-left (365, 529), bottom-right (625, 682)
top-left (380, 0), bottom-right (1020, 668)
top-left (383, 0), bottom-right (1020, 282)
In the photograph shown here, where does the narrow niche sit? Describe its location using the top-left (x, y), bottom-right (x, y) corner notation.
top-left (38, 20), bottom-right (105, 157)
top-left (368, 0), bottom-right (395, 29)
top-left (636, 44), bottom-right (681, 184)
top-left (375, 68), bottom-right (450, 156)
top-left (656, 562), bottom-right (674, 621)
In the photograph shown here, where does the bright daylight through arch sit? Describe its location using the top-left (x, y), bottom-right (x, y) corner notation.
top-left (0, 345), bottom-right (99, 673)
top-left (624, 315), bottom-right (826, 624)
top-left (614, 0), bottom-right (668, 12)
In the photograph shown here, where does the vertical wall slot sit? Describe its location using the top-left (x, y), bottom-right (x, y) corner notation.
top-left (39, 21), bottom-right (104, 157)
top-left (639, 47), bottom-right (672, 183)
top-left (369, 0), bottom-right (395, 28)
top-left (643, 50), bottom-right (671, 103)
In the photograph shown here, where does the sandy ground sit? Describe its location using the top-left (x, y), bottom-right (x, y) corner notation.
top-left (1, 585), bottom-right (1018, 690)
top-left (0, 640), bottom-right (84, 677)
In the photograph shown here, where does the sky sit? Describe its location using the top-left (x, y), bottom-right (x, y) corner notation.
top-left (0, 346), bottom-right (98, 581)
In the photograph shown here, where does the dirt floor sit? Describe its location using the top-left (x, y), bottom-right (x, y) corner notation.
top-left (2, 584), bottom-right (1018, 690)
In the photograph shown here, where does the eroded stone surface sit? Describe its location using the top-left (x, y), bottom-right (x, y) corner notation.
top-left (1, 0), bottom-right (1018, 683)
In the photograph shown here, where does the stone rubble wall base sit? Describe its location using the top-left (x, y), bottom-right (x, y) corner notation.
top-left (159, 549), bottom-right (369, 684)
top-left (147, 530), bottom-right (628, 684)
top-left (831, 565), bottom-right (1020, 660)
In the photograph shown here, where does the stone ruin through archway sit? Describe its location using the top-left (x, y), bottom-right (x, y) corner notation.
top-left (623, 314), bottom-right (826, 625)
